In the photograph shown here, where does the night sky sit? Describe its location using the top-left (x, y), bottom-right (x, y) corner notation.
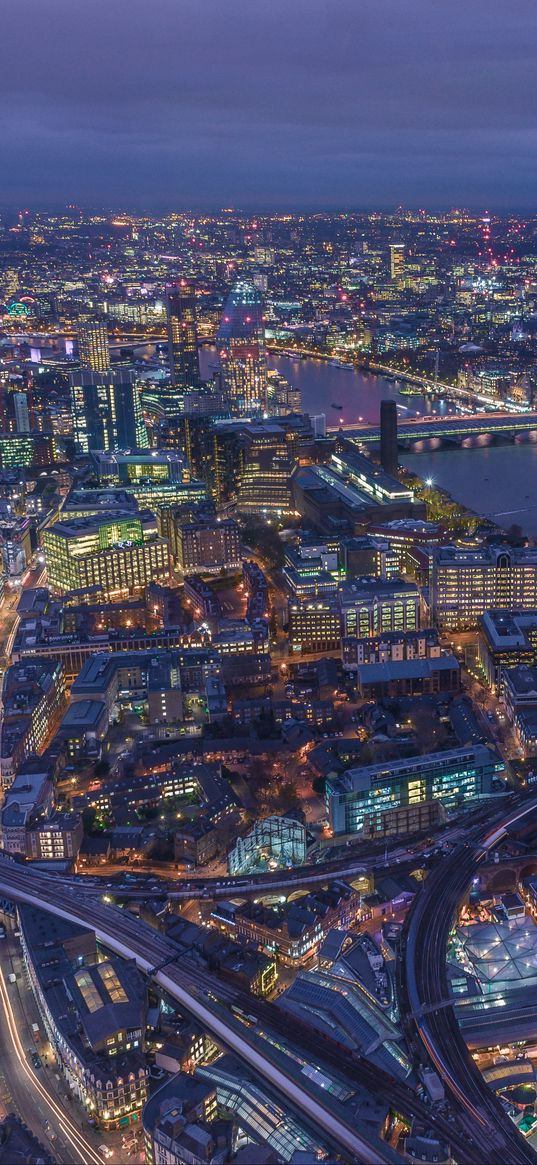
top-left (3, 0), bottom-right (537, 209)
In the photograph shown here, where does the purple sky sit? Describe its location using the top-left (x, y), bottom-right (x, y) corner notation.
top-left (3, 0), bottom-right (537, 208)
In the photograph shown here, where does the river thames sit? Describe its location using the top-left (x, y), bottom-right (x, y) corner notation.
top-left (270, 353), bottom-right (537, 540)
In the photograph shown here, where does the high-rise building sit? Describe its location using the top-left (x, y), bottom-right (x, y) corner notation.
top-left (389, 243), bottom-right (405, 281)
top-left (69, 369), bottom-right (148, 452)
top-left (166, 280), bottom-right (201, 389)
top-left (77, 316), bottom-right (110, 372)
top-left (380, 398), bottom-right (398, 475)
top-left (217, 278), bottom-right (267, 415)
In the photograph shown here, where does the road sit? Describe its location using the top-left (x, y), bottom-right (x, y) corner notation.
top-left (0, 927), bottom-right (105, 1164)
top-left (400, 796), bottom-right (537, 1165)
top-left (0, 564), bottom-right (47, 669)
top-left (0, 858), bottom-right (403, 1165)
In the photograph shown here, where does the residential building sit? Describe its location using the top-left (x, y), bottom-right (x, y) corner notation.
top-left (0, 659), bottom-right (66, 785)
top-left (26, 811), bottom-right (83, 863)
top-left (217, 278), bottom-right (267, 415)
top-left (166, 280), bottom-right (201, 389)
top-left (69, 368), bottom-right (148, 452)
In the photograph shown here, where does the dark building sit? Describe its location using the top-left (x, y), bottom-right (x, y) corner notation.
top-left (166, 280), bottom-right (201, 389)
top-left (69, 369), bottom-right (148, 452)
top-left (380, 399), bottom-right (398, 475)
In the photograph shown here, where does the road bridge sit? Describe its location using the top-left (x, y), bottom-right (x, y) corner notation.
top-left (399, 796), bottom-right (537, 1165)
top-left (331, 411), bottom-right (537, 446)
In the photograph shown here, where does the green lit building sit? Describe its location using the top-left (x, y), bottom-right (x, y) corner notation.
top-left (326, 745), bottom-right (504, 836)
top-left (43, 512), bottom-right (170, 600)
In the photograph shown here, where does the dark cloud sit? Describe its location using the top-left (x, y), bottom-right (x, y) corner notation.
top-left (2, 0), bottom-right (537, 206)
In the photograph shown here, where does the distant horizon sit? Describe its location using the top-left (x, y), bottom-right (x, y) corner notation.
top-left (3, 204), bottom-right (537, 217)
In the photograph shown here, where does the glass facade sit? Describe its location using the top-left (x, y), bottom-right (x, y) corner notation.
top-left (217, 279), bottom-right (267, 415)
top-left (326, 745), bottom-right (503, 835)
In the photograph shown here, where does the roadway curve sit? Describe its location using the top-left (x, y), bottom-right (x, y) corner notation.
top-left (401, 799), bottom-right (537, 1165)
top-left (0, 859), bottom-right (401, 1165)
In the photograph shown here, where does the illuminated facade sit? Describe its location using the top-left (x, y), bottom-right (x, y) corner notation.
top-left (288, 598), bottom-right (341, 654)
top-left (166, 280), bottom-right (201, 388)
top-left (19, 907), bottom-right (148, 1131)
top-left (432, 546), bottom-right (537, 630)
top-left (77, 317), bottom-right (110, 372)
top-left (228, 815), bottom-right (307, 876)
top-left (43, 513), bottom-right (170, 599)
top-left (217, 278), bottom-right (267, 415)
top-left (69, 369), bottom-right (148, 452)
top-left (0, 658), bottom-right (67, 785)
top-left (389, 243), bottom-right (405, 281)
top-left (326, 745), bottom-right (503, 836)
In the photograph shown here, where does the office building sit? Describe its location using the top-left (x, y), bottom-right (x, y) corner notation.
top-left (288, 597), bottom-right (341, 654)
top-left (326, 744), bottom-right (504, 836)
top-left (69, 368), bottom-right (148, 452)
top-left (77, 316), bottom-right (110, 372)
top-left (478, 609), bottom-right (537, 690)
top-left (389, 243), bottom-right (405, 281)
top-left (236, 417), bottom-right (309, 515)
top-left (380, 399), bottom-right (398, 475)
top-left (432, 545), bottom-right (537, 630)
top-left (217, 278), bottom-right (267, 415)
top-left (339, 577), bottom-right (420, 637)
top-left (43, 512), bottom-right (170, 599)
top-left (166, 279), bottom-right (201, 389)
top-left (56, 700), bottom-right (109, 760)
top-left (91, 448), bottom-right (187, 485)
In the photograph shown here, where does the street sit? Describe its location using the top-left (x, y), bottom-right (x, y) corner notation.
top-left (0, 923), bottom-right (106, 1163)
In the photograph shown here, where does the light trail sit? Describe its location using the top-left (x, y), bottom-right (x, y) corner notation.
top-left (0, 965), bottom-right (104, 1165)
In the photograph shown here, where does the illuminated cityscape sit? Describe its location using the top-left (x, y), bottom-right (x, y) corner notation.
top-left (2, 2), bottom-right (537, 1164)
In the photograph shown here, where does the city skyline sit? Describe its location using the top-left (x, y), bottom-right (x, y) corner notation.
top-left (3, 0), bottom-right (537, 208)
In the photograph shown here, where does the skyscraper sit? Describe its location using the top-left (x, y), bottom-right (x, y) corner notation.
top-left (69, 369), bottom-right (148, 453)
top-left (389, 243), bottom-right (405, 282)
top-left (217, 278), bottom-right (267, 416)
top-left (77, 317), bottom-right (110, 372)
top-left (166, 280), bottom-right (201, 389)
